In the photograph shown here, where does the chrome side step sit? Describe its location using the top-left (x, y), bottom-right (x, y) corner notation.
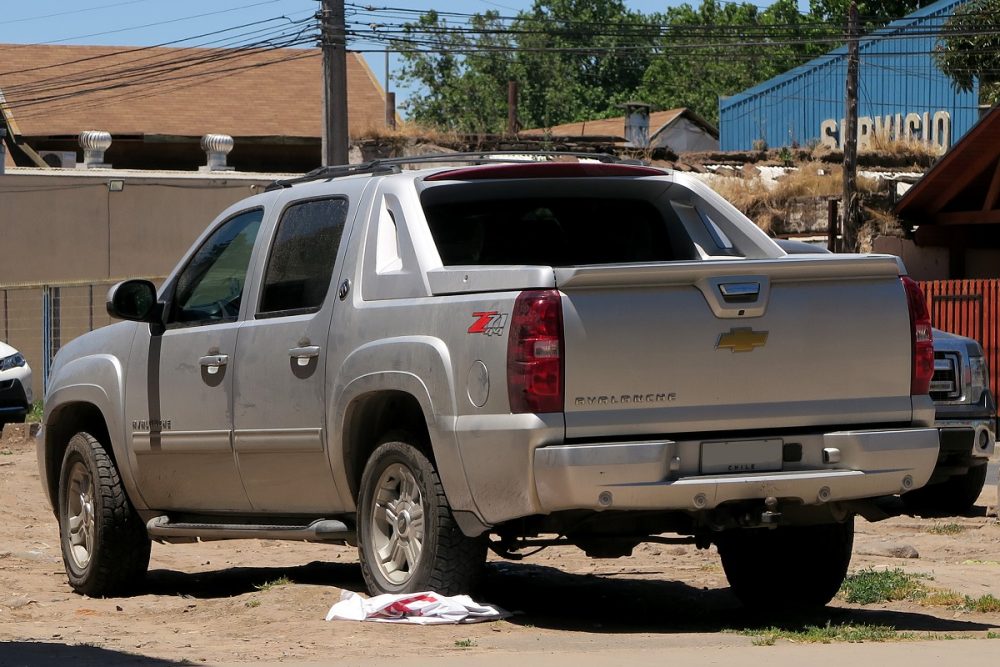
top-left (146, 516), bottom-right (354, 543)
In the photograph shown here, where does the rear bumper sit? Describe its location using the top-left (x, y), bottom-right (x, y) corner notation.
top-left (533, 428), bottom-right (940, 512)
top-left (933, 418), bottom-right (995, 462)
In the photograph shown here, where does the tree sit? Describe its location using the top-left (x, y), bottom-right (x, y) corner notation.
top-left (393, 10), bottom-right (516, 134)
top-left (808, 0), bottom-right (929, 30)
top-left (394, 0), bottom-right (659, 133)
top-left (637, 0), bottom-right (833, 125)
top-left (934, 0), bottom-right (1000, 106)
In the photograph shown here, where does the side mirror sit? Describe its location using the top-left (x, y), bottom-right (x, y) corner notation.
top-left (107, 279), bottom-right (160, 323)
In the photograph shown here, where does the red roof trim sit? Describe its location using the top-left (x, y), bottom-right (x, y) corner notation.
top-left (423, 162), bottom-right (664, 181)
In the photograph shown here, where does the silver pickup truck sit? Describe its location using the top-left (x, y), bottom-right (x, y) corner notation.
top-left (37, 155), bottom-right (940, 610)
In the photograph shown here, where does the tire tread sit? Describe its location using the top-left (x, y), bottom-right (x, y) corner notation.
top-left (59, 432), bottom-right (150, 596)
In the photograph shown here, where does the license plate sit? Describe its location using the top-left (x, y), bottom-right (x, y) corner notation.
top-left (700, 438), bottom-right (783, 475)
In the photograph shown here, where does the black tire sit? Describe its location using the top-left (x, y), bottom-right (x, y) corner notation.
top-left (357, 437), bottom-right (486, 596)
top-left (57, 432), bottom-right (151, 596)
top-left (902, 463), bottom-right (988, 515)
top-left (716, 518), bottom-right (854, 610)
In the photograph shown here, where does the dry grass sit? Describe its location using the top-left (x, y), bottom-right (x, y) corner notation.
top-left (919, 590), bottom-right (967, 607)
top-left (710, 163), bottom-right (879, 234)
top-left (859, 206), bottom-right (902, 252)
top-left (352, 121), bottom-right (463, 146)
top-left (862, 134), bottom-right (943, 160)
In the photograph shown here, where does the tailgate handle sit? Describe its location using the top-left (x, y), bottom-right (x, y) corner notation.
top-left (719, 282), bottom-right (760, 302)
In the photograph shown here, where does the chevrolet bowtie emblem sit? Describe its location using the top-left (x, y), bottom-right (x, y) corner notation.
top-left (716, 327), bottom-right (768, 353)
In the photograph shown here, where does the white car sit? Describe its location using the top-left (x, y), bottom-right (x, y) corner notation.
top-left (0, 340), bottom-right (32, 425)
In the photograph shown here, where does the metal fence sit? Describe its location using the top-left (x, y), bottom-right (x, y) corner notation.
top-left (1, 278), bottom-right (164, 397)
top-left (920, 279), bottom-right (1000, 405)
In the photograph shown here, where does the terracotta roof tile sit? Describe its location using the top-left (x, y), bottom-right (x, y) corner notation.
top-left (521, 109), bottom-right (687, 138)
top-left (0, 43), bottom-right (385, 138)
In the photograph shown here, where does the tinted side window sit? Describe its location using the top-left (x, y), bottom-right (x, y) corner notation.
top-left (258, 198), bottom-right (348, 316)
top-left (169, 209), bottom-right (263, 326)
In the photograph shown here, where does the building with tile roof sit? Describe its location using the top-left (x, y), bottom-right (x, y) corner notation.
top-left (521, 108), bottom-right (719, 152)
top-left (0, 43), bottom-right (388, 172)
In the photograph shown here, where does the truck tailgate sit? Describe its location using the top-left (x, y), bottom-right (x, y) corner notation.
top-left (555, 255), bottom-right (913, 439)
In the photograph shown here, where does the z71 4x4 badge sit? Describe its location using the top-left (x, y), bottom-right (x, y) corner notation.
top-left (468, 311), bottom-right (508, 336)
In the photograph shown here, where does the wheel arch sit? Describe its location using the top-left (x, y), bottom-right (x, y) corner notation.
top-left (43, 399), bottom-right (113, 513)
top-left (42, 378), bottom-right (144, 514)
top-left (333, 372), bottom-right (480, 526)
top-left (342, 388), bottom-right (432, 501)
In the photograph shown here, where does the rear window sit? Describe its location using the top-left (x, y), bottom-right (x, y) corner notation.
top-left (423, 196), bottom-right (688, 266)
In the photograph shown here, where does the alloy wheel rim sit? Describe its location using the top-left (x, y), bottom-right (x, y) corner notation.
top-left (65, 461), bottom-right (95, 570)
top-left (370, 463), bottom-right (424, 585)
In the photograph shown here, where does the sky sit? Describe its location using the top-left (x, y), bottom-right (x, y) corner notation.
top-left (0, 0), bottom-right (704, 112)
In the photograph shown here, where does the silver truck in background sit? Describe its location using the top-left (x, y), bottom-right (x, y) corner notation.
top-left (904, 330), bottom-right (995, 513)
top-left (777, 239), bottom-right (996, 514)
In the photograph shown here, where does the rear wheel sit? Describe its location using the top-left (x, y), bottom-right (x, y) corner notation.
top-left (58, 432), bottom-right (151, 596)
top-left (357, 437), bottom-right (486, 596)
top-left (902, 463), bottom-right (988, 515)
top-left (716, 518), bottom-right (854, 610)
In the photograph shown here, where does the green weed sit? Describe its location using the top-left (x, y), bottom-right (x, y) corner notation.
top-left (840, 568), bottom-right (929, 604)
top-left (253, 576), bottom-right (291, 592)
top-left (964, 594), bottom-right (1000, 614)
top-left (926, 523), bottom-right (966, 535)
top-left (741, 622), bottom-right (910, 645)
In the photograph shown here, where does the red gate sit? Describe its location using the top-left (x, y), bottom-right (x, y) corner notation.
top-left (919, 279), bottom-right (1000, 405)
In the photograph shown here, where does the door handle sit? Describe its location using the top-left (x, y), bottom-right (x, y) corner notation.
top-left (199, 354), bottom-right (229, 375)
top-left (289, 345), bottom-right (321, 366)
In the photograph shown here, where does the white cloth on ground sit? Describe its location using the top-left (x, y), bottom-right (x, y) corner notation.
top-left (325, 590), bottom-right (509, 625)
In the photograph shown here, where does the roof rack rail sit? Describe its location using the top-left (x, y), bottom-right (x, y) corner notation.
top-left (265, 151), bottom-right (640, 191)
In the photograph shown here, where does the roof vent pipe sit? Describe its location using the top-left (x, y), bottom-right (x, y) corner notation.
top-left (621, 102), bottom-right (651, 148)
top-left (200, 134), bottom-right (235, 172)
top-left (77, 130), bottom-right (112, 169)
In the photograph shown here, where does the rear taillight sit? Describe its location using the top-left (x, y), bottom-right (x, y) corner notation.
top-left (507, 290), bottom-right (564, 413)
top-left (902, 276), bottom-right (933, 395)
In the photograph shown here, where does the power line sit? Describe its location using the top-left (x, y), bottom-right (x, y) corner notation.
top-left (0, 12), bottom-right (315, 78)
top-left (0, 18), bottom-right (316, 99)
top-left (0, 0), bottom-right (158, 27)
top-left (43, 0), bottom-right (287, 45)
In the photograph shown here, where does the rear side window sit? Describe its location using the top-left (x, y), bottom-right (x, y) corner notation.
top-left (258, 197), bottom-right (348, 317)
top-left (424, 197), bottom-right (682, 266)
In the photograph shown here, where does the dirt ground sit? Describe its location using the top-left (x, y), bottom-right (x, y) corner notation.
top-left (1, 425), bottom-right (998, 666)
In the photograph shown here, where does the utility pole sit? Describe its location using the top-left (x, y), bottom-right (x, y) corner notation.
top-left (841, 0), bottom-right (860, 252)
top-left (384, 49), bottom-right (395, 130)
top-left (320, 0), bottom-right (349, 166)
top-left (507, 80), bottom-right (519, 136)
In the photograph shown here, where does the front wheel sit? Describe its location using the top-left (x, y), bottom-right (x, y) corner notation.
top-left (357, 437), bottom-right (486, 596)
top-left (716, 518), bottom-right (854, 610)
top-left (57, 432), bottom-right (151, 596)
